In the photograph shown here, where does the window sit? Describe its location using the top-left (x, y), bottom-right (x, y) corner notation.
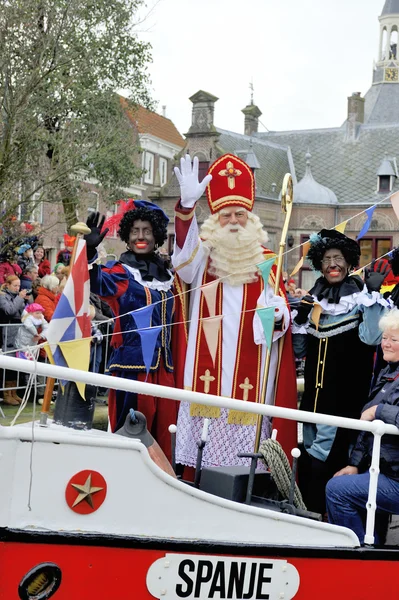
top-left (143, 152), bottom-right (154, 184)
top-left (87, 191), bottom-right (99, 213)
top-left (378, 175), bottom-right (391, 193)
top-left (18, 194), bottom-right (43, 224)
top-left (359, 237), bottom-right (392, 268)
top-left (198, 161), bottom-right (210, 183)
top-left (159, 157), bottom-right (168, 186)
top-left (298, 234), bottom-right (320, 291)
top-left (168, 233), bottom-right (175, 255)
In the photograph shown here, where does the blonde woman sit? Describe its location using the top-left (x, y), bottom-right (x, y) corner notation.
top-left (0, 275), bottom-right (27, 404)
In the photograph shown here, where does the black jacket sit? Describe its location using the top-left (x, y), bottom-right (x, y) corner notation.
top-left (349, 362), bottom-right (399, 480)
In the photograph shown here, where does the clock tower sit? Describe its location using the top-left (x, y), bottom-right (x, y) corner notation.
top-left (362, 1), bottom-right (399, 124)
top-left (374, 0), bottom-right (399, 84)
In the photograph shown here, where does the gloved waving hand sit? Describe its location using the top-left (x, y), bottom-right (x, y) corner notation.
top-left (364, 259), bottom-right (391, 293)
top-left (294, 294), bottom-right (315, 325)
top-left (85, 212), bottom-right (109, 261)
top-left (174, 154), bottom-right (212, 209)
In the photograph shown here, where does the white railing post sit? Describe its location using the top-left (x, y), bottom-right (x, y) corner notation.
top-left (364, 421), bottom-right (384, 545)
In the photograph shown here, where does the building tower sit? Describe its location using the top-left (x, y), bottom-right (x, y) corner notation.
top-left (363, 0), bottom-right (399, 123)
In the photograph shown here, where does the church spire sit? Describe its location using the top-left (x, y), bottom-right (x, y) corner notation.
top-left (377, 1), bottom-right (399, 69)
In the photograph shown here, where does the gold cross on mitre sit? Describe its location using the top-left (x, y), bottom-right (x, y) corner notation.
top-left (239, 377), bottom-right (253, 401)
top-left (200, 369), bottom-right (215, 394)
top-left (218, 160), bottom-right (242, 190)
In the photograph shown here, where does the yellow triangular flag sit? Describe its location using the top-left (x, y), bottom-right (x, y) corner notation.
top-left (334, 220), bottom-right (348, 234)
top-left (290, 257), bottom-right (303, 277)
top-left (390, 191), bottom-right (399, 221)
top-left (311, 304), bottom-right (322, 332)
top-left (290, 241), bottom-right (311, 277)
top-left (58, 338), bottom-right (92, 399)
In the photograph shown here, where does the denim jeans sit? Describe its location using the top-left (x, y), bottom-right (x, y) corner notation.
top-left (326, 472), bottom-right (399, 544)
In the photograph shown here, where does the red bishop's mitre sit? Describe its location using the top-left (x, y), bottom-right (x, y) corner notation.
top-left (206, 154), bottom-right (255, 215)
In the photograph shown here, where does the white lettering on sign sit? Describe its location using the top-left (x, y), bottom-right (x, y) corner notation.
top-left (146, 553), bottom-right (300, 600)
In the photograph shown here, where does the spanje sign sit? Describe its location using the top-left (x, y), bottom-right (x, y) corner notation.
top-left (146, 554), bottom-right (300, 599)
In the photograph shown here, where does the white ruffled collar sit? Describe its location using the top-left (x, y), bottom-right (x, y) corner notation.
top-left (123, 264), bottom-right (174, 292)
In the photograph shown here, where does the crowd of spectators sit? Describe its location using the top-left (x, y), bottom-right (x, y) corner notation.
top-left (0, 242), bottom-right (109, 405)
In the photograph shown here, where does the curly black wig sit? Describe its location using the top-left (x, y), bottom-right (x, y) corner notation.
top-left (307, 229), bottom-right (361, 271)
top-left (389, 247), bottom-right (399, 276)
top-left (118, 206), bottom-right (168, 247)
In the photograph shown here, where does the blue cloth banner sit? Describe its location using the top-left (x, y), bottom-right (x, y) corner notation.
top-left (256, 256), bottom-right (276, 288)
top-left (256, 306), bottom-right (275, 352)
top-left (357, 206), bottom-right (376, 240)
top-left (131, 304), bottom-right (155, 330)
top-left (137, 326), bottom-right (162, 375)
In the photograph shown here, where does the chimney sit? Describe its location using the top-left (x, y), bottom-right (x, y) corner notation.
top-left (185, 90), bottom-right (220, 138)
top-left (346, 92), bottom-right (365, 141)
top-left (162, 105), bottom-right (167, 117)
top-left (242, 103), bottom-right (262, 136)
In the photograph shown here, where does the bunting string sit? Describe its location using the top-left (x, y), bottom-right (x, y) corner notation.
top-left (8, 188), bottom-right (399, 360)
top-left (10, 242), bottom-right (394, 358)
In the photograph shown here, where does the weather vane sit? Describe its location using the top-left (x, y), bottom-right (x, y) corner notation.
top-left (249, 79), bottom-right (254, 105)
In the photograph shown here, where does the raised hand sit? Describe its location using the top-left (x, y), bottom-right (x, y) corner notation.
top-left (174, 154), bottom-right (212, 208)
top-left (364, 259), bottom-right (391, 293)
top-left (294, 294), bottom-right (314, 325)
top-left (85, 212), bottom-right (109, 260)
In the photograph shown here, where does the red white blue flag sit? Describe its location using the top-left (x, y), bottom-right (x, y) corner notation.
top-left (46, 238), bottom-right (91, 398)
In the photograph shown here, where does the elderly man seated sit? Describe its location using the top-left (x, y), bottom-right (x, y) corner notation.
top-left (326, 309), bottom-right (399, 544)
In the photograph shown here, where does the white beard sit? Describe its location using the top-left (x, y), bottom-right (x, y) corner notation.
top-left (200, 213), bottom-right (268, 286)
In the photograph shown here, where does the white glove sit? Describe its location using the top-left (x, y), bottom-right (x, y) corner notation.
top-left (174, 154), bottom-right (212, 208)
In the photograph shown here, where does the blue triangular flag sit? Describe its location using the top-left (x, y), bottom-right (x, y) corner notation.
top-left (357, 206), bottom-right (376, 241)
top-left (256, 256), bottom-right (276, 288)
top-left (131, 304), bottom-right (155, 330)
top-left (53, 293), bottom-right (75, 319)
top-left (256, 306), bottom-right (275, 352)
top-left (61, 317), bottom-right (77, 342)
top-left (137, 326), bottom-right (162, 375)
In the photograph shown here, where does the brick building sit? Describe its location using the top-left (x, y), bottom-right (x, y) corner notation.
top-left (34, 101), bottom-right (184, 264)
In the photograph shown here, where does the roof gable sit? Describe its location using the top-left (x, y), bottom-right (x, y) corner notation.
top-left (120, 97), bottom-right (185, 148)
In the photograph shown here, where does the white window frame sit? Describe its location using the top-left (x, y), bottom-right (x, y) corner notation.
top-left (159, 157), bottom-right (168, 186)
top-left (143, 151), bottom-right (154, 184)
top-left (87, 190), bottom-right (100, 214)
top-left (17, 192), bottom-right (43, 224)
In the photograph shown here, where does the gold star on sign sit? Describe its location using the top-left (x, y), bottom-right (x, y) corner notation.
top-left (71, 473), bottom-right (104, 508)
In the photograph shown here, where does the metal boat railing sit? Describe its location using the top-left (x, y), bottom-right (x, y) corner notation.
top-left (0, 353), bottom-right (397, 546)
top-left (0, 320), bottom-right (113, 399)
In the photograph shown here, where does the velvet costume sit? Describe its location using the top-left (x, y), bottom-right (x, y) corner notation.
top-left (89, 253), bottom-right (178, 460)
top-left (293, 274), bottom-right (387, 513)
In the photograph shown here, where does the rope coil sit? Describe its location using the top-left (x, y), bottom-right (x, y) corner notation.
top-left (259, 438), bottom-right (306, 510)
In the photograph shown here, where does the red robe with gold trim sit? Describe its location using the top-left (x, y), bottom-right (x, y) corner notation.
top-left (172, 203), bottom-right (297, 468)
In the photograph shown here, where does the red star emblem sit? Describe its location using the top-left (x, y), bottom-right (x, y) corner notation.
top-left (65, 470), bottom-right (107, 514)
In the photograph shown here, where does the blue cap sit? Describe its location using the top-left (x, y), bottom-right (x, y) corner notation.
top-left (17, 244), bottom-right (31, 255)
top-left (131, 200), bottom-right (169, 223)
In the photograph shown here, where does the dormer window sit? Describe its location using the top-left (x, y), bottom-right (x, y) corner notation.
top-left (379, 175), bottom-right (391, 192)
top-left (377, 156), bottom-right (397, 193)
